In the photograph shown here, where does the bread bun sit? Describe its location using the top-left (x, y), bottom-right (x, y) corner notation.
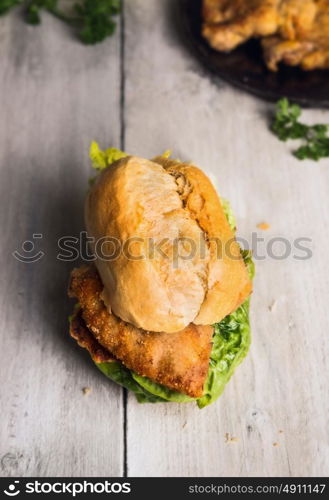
top-left (85, 155), bottom-right (251, 333)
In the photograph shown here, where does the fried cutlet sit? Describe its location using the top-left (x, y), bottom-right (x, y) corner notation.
top-left (68, 265), bottom-right (214, 398)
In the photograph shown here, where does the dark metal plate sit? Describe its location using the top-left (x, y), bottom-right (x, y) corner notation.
top-left (180, 0), bottom-right (329, 108)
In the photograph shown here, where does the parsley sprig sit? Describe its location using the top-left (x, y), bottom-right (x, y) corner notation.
top-left (0, 0), bottom-right (21, 15)
top-left (0, 0), bottom-right (121, 44)
top-left (272, 98), bottom-right (329, 161)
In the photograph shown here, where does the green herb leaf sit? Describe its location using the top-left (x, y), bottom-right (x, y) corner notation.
top-left (0, 0), bottom-right (22, 15)
top-left (1, 0), bottom-right (121, 44)
top-left (272, 98), bottom-right (329, 161)
top-left (25, 1), bottom-right (59, 24)
top-left (26, 3), bottom-right (40, 24)
top-left (74, 0), bottom-right (120, 44)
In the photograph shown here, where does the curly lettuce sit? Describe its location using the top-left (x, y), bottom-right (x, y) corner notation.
top-left (197, 250), bottom-right (254, 408)
top-left (89, 141), bottom-right (128, 171)
top-left (88, 144), bottom-right (254, 407)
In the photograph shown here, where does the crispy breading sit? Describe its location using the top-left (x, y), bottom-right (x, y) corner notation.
top-left (68, 266), bottom-right (214, 398)
top-left (70, 307), bottom-right (115, 364)
top-left (262, 1), bottom-right (329, 70)
top-left (202, 0), bottom-right (329, 71)
top-left (202, 0), bottom-right (281, 52)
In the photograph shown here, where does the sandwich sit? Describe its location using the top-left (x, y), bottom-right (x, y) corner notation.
top-left (68, 143), bottom-right (254, 408)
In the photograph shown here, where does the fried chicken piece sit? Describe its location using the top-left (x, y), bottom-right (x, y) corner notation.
top-left (202, 0), bottom-right (329, 70)
top-left (202, 0), bottom-right (319, 55)
top-left (262, 0), bottom-right (329, 70)
top-left (68, 266), bottom-right (213, 398)
top-left (202, 0), bottom-right (281, 52)
top-left (278, 0), bottom-right (318, 40)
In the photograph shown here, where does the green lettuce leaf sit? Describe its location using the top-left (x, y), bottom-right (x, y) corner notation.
top-left (197, 249), bottom-right (254, 408)
top-left (197, 294), bottom-right (251, 409)
top-left (132, 373), bottom-right (194, 403)
top-left (97, 361), bottom-right (166, 403)
top-left (221, 197), bottom-right (237, 232)
top-left (89, 141), bottom-right (128, 171)
top-left (89, 142), bottom-right (175, 172)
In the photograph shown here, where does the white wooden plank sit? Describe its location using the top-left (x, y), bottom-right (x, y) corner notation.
top-left (0, 9), bottom-right (124, 476)
top-left (124, 0), bottom-right (329, 477)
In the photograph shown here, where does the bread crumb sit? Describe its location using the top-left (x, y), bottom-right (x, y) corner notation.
top-left (225, 433), bottom-right (239, 443)
top-left (273, 442), bottom-right (279, 447)
top-left (82, 387), bottom-right (91, 396)
top-left (257, 222), bottom-right (270, 230)
top-left (268, 300), bottom-right (277, 312)
top-left (279, 430), bottom-right (284, 434)
top-left (182, 421), bottom-right (187, 429)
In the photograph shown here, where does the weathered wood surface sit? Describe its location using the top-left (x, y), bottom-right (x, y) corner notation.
top-left (0, 8), bottom-right (124, 477)
top-left (1, 0), bottom-right (328, 477)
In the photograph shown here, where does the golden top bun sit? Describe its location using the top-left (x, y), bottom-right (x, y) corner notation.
top-left (85, 155), bottom-right (252, 333)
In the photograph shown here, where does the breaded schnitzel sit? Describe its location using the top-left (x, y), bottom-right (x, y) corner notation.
top-left (69, 265), bottom-right (214, 398)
